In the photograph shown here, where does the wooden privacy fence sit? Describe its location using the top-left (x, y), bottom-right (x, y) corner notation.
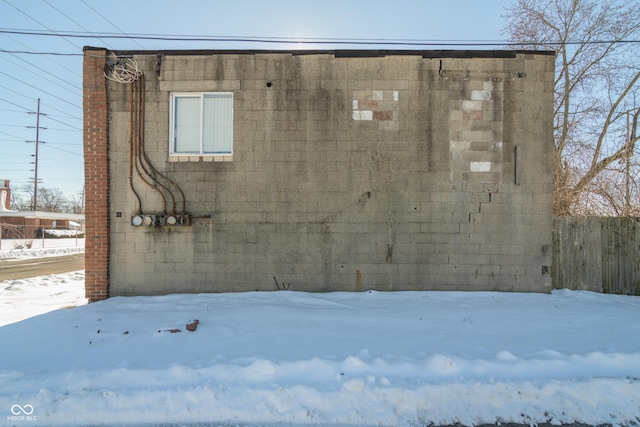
top-left (553, 216), bottom-right (640, 295)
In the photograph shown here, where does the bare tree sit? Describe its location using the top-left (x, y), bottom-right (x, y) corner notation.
top-left (65, 193), bottom-right (85, 214)
top-left (504, 0), bottom-right (640, 215)
top-left (11, 184), bottom-right (75, 213)
top-left (38, 187), bottom-right (68, 212)
top-left (10, 186), bottom-right (31, 211)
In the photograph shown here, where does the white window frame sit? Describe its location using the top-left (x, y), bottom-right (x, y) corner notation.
top-left (169, 92), bottom-right (233, 158)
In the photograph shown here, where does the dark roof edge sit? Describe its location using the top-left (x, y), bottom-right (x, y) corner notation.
top-left (83, 46), bottom-right (555, 58)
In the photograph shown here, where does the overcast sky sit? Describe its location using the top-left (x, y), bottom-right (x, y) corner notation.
top-left (0, 0), bottom-right (512, 201)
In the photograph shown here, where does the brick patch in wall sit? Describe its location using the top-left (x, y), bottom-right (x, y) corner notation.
top-left (470, 161), bottom-right (492, 172)
top-left (358, 100), bottom-right (378, 109)
top-left (449, 140), bottom-right (503, 183)
top-left (471, 90), bottom-right (492, 101)
top-left (462, 100), bottom-right (483, 111)
top-left (463, 111), bottom-right (484, 121)
top-left (352, 110), bottom-right (373, 121)
top-left (449, 79), bottom-right (503, 184)
top-left (373, 111), bottom-right (393, 121)
top-left (352, 90), bottom-right (399, 129)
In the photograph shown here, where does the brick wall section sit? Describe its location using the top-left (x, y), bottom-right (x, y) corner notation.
top-left (83, 47), bottom-right (110, 302)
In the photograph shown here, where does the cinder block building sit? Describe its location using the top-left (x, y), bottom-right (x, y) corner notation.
top-left (83, 48), bottom-right (554, 301)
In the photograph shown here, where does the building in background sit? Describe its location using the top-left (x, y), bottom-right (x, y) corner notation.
top-left (0, 180), bottom-right (10, 212)
top-left (0, 180), bottom-right (84, 239)
top-left (83, 48), bottom-right (555, 301)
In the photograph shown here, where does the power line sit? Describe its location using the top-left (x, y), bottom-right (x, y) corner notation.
top-left (44, 141), bottom-right (82, 145)
top-left (40, 115), bottom-right (82, 131)
top-left (0, 129), bottom-right (26, 140)
top-left (0, 55), bottom-right (81, 96)
top-left (0, 106), bottom-right (30, 114)
top-left (39, 102), bottom-right (80, 122)
top-left (0, 123), bottom-right (33, 128)
top-left (0, 120), bottom-right (81, 135)
top-left (0, 96), bottom-right (33, 112)
top-left (0, 88), bottom-right (80, 121)
top-left (0, 32), bottom-right (81, 78)
top-left (1, 0), bottom-right (83, 50)
top-left (0, 69), bottom-right (81, 110)
top-left (38, 109), bottom-right (82, 130)
top-left (0, 28), bottom-right (638, 46)
top-left (0, 48), bottom-right (81, 90)
top-left (42, 0), bottom-right (114, 50)
top-left (34, 126), bottom-right (80, 132)
top-left (122, 0), bottom-right (164, 34)
top-left (0, 83), bottom-right (36, 102)
top-left (0, 48), bottom-right (82, 57)
top-left (44, 112), bottom-right (81, 121)
top-left (79, 0), bottom-right (145, 49)
top-left (40, 103), bottom-right (80, 122)
top-left (40, 143), bottom-right (82, 157)
top-left (26, 140), bottom-right (82, 147)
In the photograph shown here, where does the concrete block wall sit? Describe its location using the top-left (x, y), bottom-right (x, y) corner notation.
top-left (87, 49), bottom-right (554, 296)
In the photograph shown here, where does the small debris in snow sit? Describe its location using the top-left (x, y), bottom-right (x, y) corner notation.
top-left (186, 319), bottom-right (199, 331)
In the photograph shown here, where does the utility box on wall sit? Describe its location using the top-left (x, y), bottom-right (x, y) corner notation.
top-left (83, 48), bottom-right (555, 299)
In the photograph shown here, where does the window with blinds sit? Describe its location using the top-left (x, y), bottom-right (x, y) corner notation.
top-left (169, 92), bottom-right (233, 156)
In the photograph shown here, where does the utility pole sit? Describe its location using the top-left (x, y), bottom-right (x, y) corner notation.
top-left (27, 99), bottom-right (46, 211)
top-left (34, 98), bottom-right (40, 211)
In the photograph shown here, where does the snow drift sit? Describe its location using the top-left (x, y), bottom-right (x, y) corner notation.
top-left (1, 268), bottom-right (639, 426)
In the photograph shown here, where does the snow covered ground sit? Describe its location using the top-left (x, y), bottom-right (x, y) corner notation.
top-left (1, 238), bottom-right (639, 426)
top-left (0, 238), bottom-right (86, 326)
top-left (0, 236), bottom-right (84, 259)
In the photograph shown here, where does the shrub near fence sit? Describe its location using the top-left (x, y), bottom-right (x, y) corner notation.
top-left (553, 217), bottom-right (640, 295)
